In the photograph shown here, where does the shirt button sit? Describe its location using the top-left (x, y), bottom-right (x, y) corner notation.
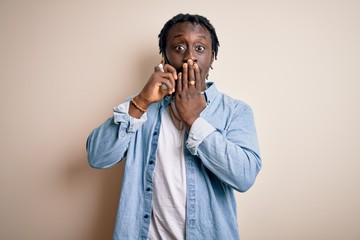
top-left (149, 161), bottom-right (154, 165)
top-left (144, 214), bottom-right (149, 219)
top-left (153, 131), bottom-right (158, 136)
top-left (146, 187), bottom-right (151, 191)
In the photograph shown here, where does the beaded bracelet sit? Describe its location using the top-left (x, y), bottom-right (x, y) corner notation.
top-left (130, 98), bottom-right (147, 113)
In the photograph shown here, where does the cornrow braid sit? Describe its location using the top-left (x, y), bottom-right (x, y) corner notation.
top-left (158, 13), bottom-right (220, 60)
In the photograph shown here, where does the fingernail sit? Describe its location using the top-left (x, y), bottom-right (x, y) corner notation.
top-left (188, 59), bottom-right (193, 65)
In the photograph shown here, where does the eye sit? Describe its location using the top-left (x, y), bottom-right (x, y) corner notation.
top-left (195, 45), bottom-right (205, 51)
top-left (175, 45), bottom-right (185, 52)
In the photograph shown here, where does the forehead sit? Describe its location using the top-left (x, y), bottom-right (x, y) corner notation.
top-left (166, 21), bottom-right (211, 41)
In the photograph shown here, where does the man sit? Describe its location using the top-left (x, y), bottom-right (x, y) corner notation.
top-left (87, 13), bottom-right (261, 240)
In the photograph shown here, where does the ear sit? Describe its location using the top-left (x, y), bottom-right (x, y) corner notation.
top-left (210, 51), bottom-right (215, 69)
top-left (163, 53), bottom-right (170, 64)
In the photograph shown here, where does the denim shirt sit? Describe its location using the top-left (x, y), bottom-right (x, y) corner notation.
top-left (86, 82), bottom-right (262, 240)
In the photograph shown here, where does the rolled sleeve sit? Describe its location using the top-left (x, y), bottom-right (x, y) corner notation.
top-left (113, 101), bottom-right (147, 133)
top-left (186, 117), bottom-right (216, 155)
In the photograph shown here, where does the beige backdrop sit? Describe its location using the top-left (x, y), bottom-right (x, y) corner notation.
top-left (1, 0), bottom-right (359, 239)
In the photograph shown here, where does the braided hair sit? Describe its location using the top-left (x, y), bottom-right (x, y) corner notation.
top-left (158, 13), bottom-right (220, 60)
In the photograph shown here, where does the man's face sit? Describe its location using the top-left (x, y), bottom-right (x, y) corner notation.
top-left (165, 21), bottom-right (214, 85)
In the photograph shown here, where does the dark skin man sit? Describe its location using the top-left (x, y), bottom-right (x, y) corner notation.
top-left (129, 21), bottom-right (214, 131)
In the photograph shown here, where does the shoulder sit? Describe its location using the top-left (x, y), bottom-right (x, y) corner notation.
top-left (224, 93), bottom-right (252, 113)
top-left (210, 85), bottom-right (252, 115)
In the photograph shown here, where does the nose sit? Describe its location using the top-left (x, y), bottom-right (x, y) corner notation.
top-left (183, 48), bottom-right (197, 63)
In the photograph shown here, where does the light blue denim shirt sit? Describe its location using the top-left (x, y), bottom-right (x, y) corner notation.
top-left (86, 82), bottom-right (261, 240)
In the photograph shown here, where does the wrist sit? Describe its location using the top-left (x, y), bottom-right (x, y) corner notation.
top-left (183, 117), bottom-right (198, 132)
top-left (133, 95), bottom-right (150, 111)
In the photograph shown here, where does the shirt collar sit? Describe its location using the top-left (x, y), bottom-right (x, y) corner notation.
top-left (203, 82), bottom-right (218, 105)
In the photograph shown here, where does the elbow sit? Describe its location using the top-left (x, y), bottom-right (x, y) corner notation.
top-left (236, 177), bottom-right (257, 192)
top-left (86, 136), bottom-right (96, 168)
top-left (86, 146), bottom-right (116, 169)
top-left (86, 144), bottom-right (102, 169)
top-left (86, 139), bottom-right (121, 169)
top-left (87, 150), bottom-right (116, 169)
top-left (85, 118), bottom-right (123, 169)
top-left (86, 135), bottom-right (106, 169)
top-left (87, 154), bottom-right (102, 169)
top-left (235, 159), bottom-right (262, 192)
top-left (86, 134), bottom-right (124, 169)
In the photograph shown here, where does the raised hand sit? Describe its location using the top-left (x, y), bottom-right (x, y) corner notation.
top-left (129, 62), bottom-right (177, 118)
top-left (174, 59), bottom-right (206, 131)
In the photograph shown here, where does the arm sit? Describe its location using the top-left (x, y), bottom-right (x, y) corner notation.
top-left (86, 102), bottom-right (147, 168)
top-left (86, 62), bottom-right (178, 168)
top-left (173, 61), bottom-right (261, 191)
top-left (186, 105), bottom-right (261, 192)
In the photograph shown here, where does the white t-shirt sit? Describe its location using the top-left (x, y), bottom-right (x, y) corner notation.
top-left (148, 108), bottom-right (187, 240)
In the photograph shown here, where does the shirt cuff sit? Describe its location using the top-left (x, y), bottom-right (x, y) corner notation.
top-left (113, 101), bottom-right (147, 132)
top-left (186, 117), bottom-right (216, 155)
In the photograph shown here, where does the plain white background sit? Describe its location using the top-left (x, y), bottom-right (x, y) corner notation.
top-left (1, 1), bottom-right (359, 239)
